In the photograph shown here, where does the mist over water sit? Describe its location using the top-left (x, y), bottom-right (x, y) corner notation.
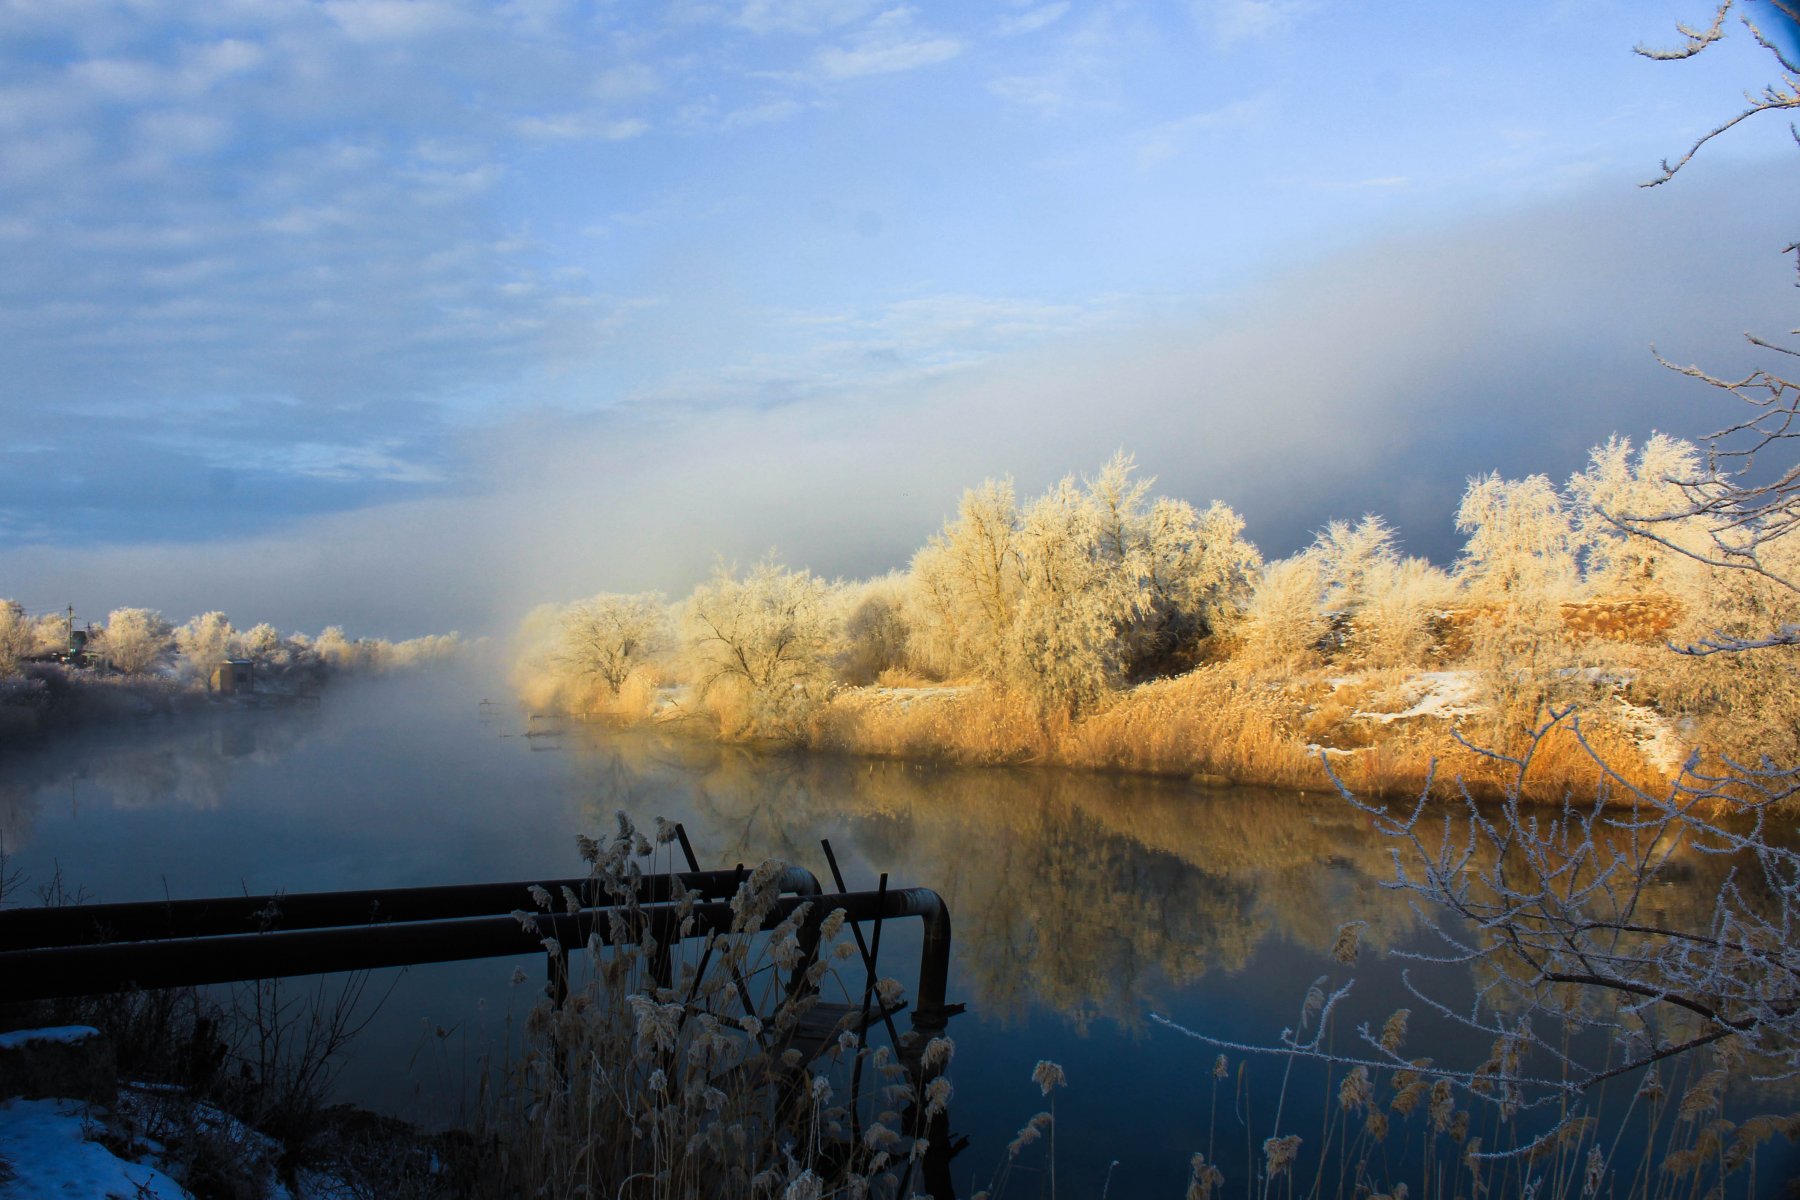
top-left (5, 668), bottom-right (1796, 1193)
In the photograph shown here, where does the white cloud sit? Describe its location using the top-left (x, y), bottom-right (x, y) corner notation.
top-left (719, 98), bottom-right (806, 130)
top-left (1195, 0), bottom-right (1316, 46)
top-left (730, 0), bottom-right (883, 36)
top-left (988, 72), bottom-right (1071, 115)
top-left (68, 56), bottom-right (166, 101)
top-left (814, 7), bottom-right (964, 80)
top-left (591, 63), bottom-right (660, 102)
top-left (276, 442), bottom-right (448, 484)
top-left (816, 35), bottom-right (963, 79)
top-left (180, 38), bottom-right (266, 88)
top-left (321, 0), bottom-right (471, 44)
top-left (516, 113), bottom-right (651, 141)
top-left (1135, 96), bottom-right (1267, 166)
top-left (987, 6), bottom-right (1122, 117)
top-left (132, 109), bottom-right (232, 158)
top-left (995, 3), bottom-right (1071, 37)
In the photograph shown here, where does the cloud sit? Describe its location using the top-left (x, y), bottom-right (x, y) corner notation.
top-left (1135, 96), bottom-right (1267, 166)
top-left (0, 2), bottom-right (661, 542)
top-left (1194, 0), bottom-right (1317, 46)
top-left (516, 113), bottom-right (651, 141)
top-left (987, 6), bottom-right (1127, 117)
top-left (813, 8), bottom-right (964, 79)
top-left (320, 0), bottom-right (473, 44)
top-left (727, 0), bottom-right (884, 36)
top-left (5, 169), bottom-right (1790, 641)
top-left (988, 72), bottom-right (1076, 115)
top-left (815, 35), bottom-right (963, 79)
top-left (995, 3), bottom-right (1071, 37)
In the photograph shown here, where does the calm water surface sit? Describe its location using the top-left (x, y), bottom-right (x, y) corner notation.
top-left (4, 668), bottom-right (1793, 1195)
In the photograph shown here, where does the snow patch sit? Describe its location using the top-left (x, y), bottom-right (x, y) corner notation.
top-left (0, 1025), bottom-right (100, 1051)
top-left (0, 1097), bottom-right (190, 1200)
top-left (845, 685), bottom-right (972, 713)
top-left (1362, 671), bottom-right (1481, 723)
top-left (1612, 697), bottom-right (1688, 776)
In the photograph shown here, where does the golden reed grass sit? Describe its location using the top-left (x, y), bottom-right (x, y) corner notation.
top-left (805, 664), bottom-right (1670, 804)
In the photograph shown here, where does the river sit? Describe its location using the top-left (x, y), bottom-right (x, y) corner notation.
top-left (3, 666), bottom-right (1795, 1196)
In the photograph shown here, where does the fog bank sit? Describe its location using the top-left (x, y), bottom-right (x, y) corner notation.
top-left (5, 167), bottom-right (1792, 638)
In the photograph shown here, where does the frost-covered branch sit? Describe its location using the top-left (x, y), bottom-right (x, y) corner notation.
top-left (1317, 713), bottom-right (1800, 1121)
top-left (1638, 2), bottom-right (1800, 189)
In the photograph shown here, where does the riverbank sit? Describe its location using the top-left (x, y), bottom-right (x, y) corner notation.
top-left (590, 660), bottom-right (1683, 806)
top-left (0, 670), bottom-right (208, 745)
top-left (0, 1024), bottom-right (471, 1200)
top-left (0, 642), bottom-right (473, 754)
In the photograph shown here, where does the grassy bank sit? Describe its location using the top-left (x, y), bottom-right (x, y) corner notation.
top-left (802, 661), bottom-right (1675, 803)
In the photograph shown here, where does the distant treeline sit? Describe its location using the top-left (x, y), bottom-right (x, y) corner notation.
top-left (0, 606), bottom-right (462, 683)
top-left (0, 606), bottom-right (464, 741)
top-left (513, 441), bottom-right (1800, 790)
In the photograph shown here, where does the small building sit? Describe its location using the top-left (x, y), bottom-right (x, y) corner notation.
top-left (210, 659), bottom-right (255, 695)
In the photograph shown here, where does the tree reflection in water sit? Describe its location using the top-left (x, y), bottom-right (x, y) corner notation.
top-left (558, 726), bottom-right (1800, 1194)
top-left (560, 727), bottom-right (1433, 1029)
top-left (8, 707), bottom-right (1792, 1193)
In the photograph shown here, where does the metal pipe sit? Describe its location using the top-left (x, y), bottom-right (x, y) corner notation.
top-left (0, 886), bottom-right (948, 1011)
top-left (0, 867), bottom-right (821, 951)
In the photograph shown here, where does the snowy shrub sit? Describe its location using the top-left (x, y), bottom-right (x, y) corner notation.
top-left (679, 557), bottom-right (838, 739)
top-left (102, 608), bottom-right (174, 675)
top-left (174, 611), bottom-right (239, 679)
top-left (0, 600), bottom-right (31, 677)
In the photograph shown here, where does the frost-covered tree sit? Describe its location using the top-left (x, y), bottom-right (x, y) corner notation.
top-left (1006, 476), bottom-right (1134, 716)
top-left (557, 593), bottom-right (669, 696)
top-left (1567, 434), bottom-right (1711, 596)
top-left (28, 612), bottom-right (66, 658)
top-left (238, 622), bottom-right (285, 664)
top-left (312, 626), bottom-right (359, 670)
top-left (907, 479), bottom-right (1020, 679)
top-left (1655, 531), bottom-right (1800, 762)
top-left (1454, 473), bottom-right (1581, 602)
top-left (103, 608), bottom-right (173, 675)
top-left (0, 601), bottom-right (31, 676)
top-left (910, 457), bottom-right (1258, 711)
top-left (1305, 516), bottom-right (1458, 667)
top-left (834, 573), bottom-right (913, 686)
top-left (1238, 553), bottom-right (1329, 669)
top-left (679, 558), bottom-right (838, 739)
top-left (1355, 556), bottom-right (1457, 668)
top-left (1312, 515), bottom-right (1401, 615)
top-left (1086, 453), bottom-right (1261, 680)
top-left (174, 611), bottom-right (239, 678)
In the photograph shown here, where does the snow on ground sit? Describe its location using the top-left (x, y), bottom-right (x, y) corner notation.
top-left (0, 1025), bottom-right (100, 1051)
top-left (1362, 671), bottom-right (1482, 723)
top-left (0, 1097), bottom-right (190, 1199)
top-left (867, 685), bottom-right (969, 708)
top-left (1612, 697), bottom-right (1689, 776)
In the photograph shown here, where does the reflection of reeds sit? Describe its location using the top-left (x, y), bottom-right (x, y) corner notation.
top-left (1150, 994), bottom-right (1800, 1199)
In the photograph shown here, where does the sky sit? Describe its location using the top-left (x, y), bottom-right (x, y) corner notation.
top-left (2, 0), bottom-right (1797, 636)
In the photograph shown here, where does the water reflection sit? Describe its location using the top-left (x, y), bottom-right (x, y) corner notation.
top-left (0, 710), bottom-right (316, 859)
top-left (557, 729), bottom-right (1435, 1030)
top-left (5, 688), bottom-right (1795, 1194)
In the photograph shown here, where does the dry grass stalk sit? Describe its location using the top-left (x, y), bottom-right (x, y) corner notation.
top-left (472, 814), bottom-right (950, 1200)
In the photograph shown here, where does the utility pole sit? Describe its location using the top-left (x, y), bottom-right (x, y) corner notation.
top-left (66, 604), bottom-right (74, 655)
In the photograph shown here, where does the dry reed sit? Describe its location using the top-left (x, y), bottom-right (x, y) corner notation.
top-left (472, 815), bottom-right (950, 1200)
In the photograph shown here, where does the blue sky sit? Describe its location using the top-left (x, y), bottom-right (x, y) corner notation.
top-left (2, 1), bottom-right (1797, 634)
